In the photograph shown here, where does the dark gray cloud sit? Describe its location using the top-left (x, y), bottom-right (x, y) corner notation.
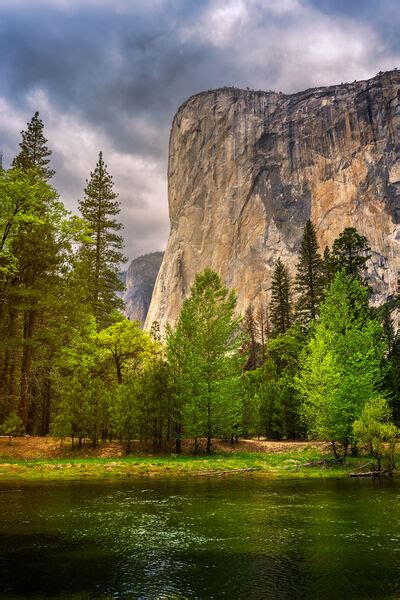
top-left (0, 0), bottom-right (399, 261)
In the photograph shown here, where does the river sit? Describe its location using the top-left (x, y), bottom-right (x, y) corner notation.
top-left (0, 477), bottom-right (399, 598)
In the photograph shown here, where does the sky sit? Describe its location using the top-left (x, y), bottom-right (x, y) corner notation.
top-left (0, 0), bottom-right (400, 264)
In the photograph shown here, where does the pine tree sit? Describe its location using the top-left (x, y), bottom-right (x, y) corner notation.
top-left (295, 220), bottom-right (324, 324)
top-left (78, 152), bottom-right (125, 327)
top-left (270, 258), bottom-right (292, 335)
top-left (243, 304), bottom-right (258, 370)
top-left (321, 246), bottom-right (335, 290)
top-left (12, 112), bottom-right (55, 180)
top-left (255, 301), bottom-right (270, 361)
top-left (331, 227), bottom-right (371, 283)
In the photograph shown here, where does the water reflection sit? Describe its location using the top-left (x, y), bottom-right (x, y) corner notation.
top-left (0, 478), bottom-right (399, 598)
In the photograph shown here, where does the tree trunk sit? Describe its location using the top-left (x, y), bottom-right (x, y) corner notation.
top-left (19, 311), bottom-right (36, 428)
top-left (206, 392), bottom-right (212, 455)
top-left (40, 376), bottom-right (51, 436)
top-left (115, 357), bottom-right (123, 385)
top-left (343, 442), bottom-right (349, 458)
top-left (175, 422), bottom-right (182, 453)
top-left (331, 440), bottom-right (338, 459)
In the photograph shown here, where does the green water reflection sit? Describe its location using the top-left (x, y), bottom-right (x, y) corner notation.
top-left (0, 477), bottom-right (399, 598)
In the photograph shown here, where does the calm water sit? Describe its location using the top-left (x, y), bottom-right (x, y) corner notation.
top-left (0, 477), bottom-right (400, 599)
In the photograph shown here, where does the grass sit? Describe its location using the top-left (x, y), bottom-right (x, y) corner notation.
top-left (0, 448), bottom-right (375, 481)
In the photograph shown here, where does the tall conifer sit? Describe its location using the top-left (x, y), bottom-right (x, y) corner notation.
top-left (255, 302), bottom-right (270, 360)
top-left (78, 152), bottom-right (125, 327)
top-left (243, 304), bottom-right (258, 370)
top-left (331, 227), bottom-right (371, 282)
top-left (270, 258), bottom-right (292, 335)
top-left (12, 112), bottom-right (54, 180)
top-left (295, 220), bottom-right (324, 324)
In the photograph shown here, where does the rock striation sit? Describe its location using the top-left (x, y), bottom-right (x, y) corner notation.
top-left (124, 252), bottom-right (164, 325)
top-left (145, 70), bottom-right (400, 330)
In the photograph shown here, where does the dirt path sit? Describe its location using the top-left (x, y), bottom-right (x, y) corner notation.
top-left (0, 436), bottom-right (328, 460)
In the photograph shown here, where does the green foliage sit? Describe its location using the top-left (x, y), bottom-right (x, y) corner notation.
top-left (96, 319), bottom-right (154, 384)
top-left (238, 324), bottom-right (306, 441)
top-left (77, 152), bottom-right (126, 327)
top-left (270, 258), bottom-right (292, 334)
top-left (52, 318), bottom-right (103, 444)
top-left (167, 268), bottom-right (243, 453)
top-left (321, 246), bottom-right (335, 290)
top-left (50, 413), bottom-right (71, 442)
top-left (111, 380), bottom-right (139, 453)
top-left (331, 227), bottom-right (371, 284)
top-left (295, 220), bottom-right (324, 324)
top-left (0, 413), bottom-right (24, 439)
top-left (1, 111), bottom-right (396, 459)
top-left (12, 111), bottom-right (55, 180)
top-left (296, 272), bottom-right (386, 455)
top-left (242, 304), bottom-right (258, 370)
top-left (353, 397), bottom-right (398, 471)
top-left (0, 165), bottom-right (86, 429)
top-left (0, 168), bottom-right (58, 285)
top-left (386, 335), bottom-right (400, 423)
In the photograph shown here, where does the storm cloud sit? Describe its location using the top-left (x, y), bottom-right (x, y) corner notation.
top-left (0, 0), bottom-right (399, 260)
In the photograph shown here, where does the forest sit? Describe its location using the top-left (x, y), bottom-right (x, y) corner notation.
top-left (0, 112), bottom-right (399, 467)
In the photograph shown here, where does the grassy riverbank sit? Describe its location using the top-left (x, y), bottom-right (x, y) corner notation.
top-left (0, 437), bottom-right (382, 480)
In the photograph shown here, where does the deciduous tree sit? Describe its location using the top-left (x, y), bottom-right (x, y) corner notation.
top-left (296, 271), bottom-right (386, 456)
top-left (167, 269), bottom-right (242, 453)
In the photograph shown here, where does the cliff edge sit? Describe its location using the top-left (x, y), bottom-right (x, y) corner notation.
top-left (146, 71), bottom-right (400, 330)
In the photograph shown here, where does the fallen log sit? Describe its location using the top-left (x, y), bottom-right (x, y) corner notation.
top-left (349, 469), bottom-right (393, 478)
top-left (304, 460), bottom-right (324, 467)
top-left (304, 458), bottom-right (344, 467)
top-left (194, 467), bottom-right (261, 476)
top-left (353, 462), bottom-right (374, 472)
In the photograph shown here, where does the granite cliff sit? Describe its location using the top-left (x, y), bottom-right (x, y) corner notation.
top-left (145, 70), bottom-right (400, 330)
top-left (124, 252), bottom-right (164, 324)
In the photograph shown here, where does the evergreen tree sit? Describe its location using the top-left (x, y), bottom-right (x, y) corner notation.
top-left (270, 258), bottom-right (292, 335)
top-left (241, 324), bottom-right (305, 440)
top-left (331, 227), bottom-right (371, 283)
top-left (255, 302), bottom-right (270, 361)
top-left (0, 167), bottom-right (82, 430)
top-left (295, 220), bottom-right (324, 323)
top-left (243, 304), bottom-right (258, 370)
top-left (321, 246), bottom-right (335, 290)
top-left (78, 152), bottom-right (125, 327)
top-left (12, 112), bottom-right (55, 180)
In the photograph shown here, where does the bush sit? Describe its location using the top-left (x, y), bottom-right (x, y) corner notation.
top-left (0, 413), bottom-right (25, 445)
top-left (353, 397), bottom-right (398, 471)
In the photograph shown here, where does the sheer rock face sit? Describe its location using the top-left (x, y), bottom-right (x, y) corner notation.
top-left (145, 70), bottom-right (400, 330)
top-left (124, 252), bottom-right (164, 325)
